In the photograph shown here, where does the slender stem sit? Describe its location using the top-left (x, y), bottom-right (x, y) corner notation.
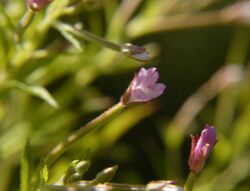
top-left (184, 172), bottom-right (197, 191)
top-left (47, 182), bottom-right (146, 191)
top-left (44, 102), bottom-right (126, 166)
top-left (16, 8), bottom-right (36, 42)
top-left (54, 22), bottom-right (122, 51)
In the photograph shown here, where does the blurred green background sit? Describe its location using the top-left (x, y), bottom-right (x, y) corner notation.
top-left (0, 0), bottom-right (250, 190)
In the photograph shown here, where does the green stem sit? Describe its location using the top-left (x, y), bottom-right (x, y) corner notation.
top-left (44, 102), bottom-right (126, 166)
top-left (184, 172), bottom-right (197, 191)
top-left (16, 8), bottom-right (36, 42)
top-left (54, 22), bottom-right (122, 51)
top-left (47, 182), bottom-right (146, 191)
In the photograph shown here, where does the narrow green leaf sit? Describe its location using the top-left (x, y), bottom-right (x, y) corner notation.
top-left (20, 141), bottom-right (31, 191)
top-left (61, 29), bottom-right (83, 51)
top-left (54, 22), bottom-right (83, 51)
top-left (20, 85), bottom-right (59, 108)
top-left (4, 80), bottom-right (59, 108)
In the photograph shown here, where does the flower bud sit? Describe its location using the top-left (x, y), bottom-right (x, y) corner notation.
top-left (63, 160), bottom-right (91, 184)
top-left (188, 125), bottom-right (217, 174)
top-left (121, 43), bottom-right (149, 62)
top-left (28, 0), bottom-right (54, 11)
top-left (121, 67), bottom-right (166, 105)
top-left (92, 165), bottom-right (118, 184)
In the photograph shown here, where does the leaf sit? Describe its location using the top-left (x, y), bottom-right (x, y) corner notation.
top-left (20, 141), bottom-right (31, 191)
top-left (61, 29), bottom-right (83, 51)
top-left (55, 22), bottom-right (83, 51)
top-left (5, 80), bottom-right (59, 108)
top-left (20, 85), bottom-right (59, 108)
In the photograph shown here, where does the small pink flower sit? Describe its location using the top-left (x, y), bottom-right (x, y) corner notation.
top-left (28, 0), bottom-right (54, 11)
top-left (189, 125), bottom-right (217, 174)
top-left (121, 67), bottom-right (166, 105)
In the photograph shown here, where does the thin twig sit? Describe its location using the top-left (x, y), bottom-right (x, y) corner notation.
top-left (44, 102), bottom-right (125, 166)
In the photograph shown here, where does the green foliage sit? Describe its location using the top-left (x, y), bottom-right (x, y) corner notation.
top-left (3, 80), bottom-right (59, 108)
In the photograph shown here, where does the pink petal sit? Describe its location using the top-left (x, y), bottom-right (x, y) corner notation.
top-left (151, 83), bottom-right (166, 98)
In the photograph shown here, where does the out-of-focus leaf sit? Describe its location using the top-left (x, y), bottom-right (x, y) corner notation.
top-left (20, 141), bottom-right (31, 191)
top-left (54, 22), bottom-right (83, 51)
top-left (0, 122), bottom-right (29, 158)
top-left (4, 80), bottom-right (59, 108)
top-left (0, 30), bottom-right (7, 65)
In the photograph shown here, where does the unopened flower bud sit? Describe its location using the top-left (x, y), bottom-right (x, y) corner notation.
top-left (62, 160), bottom-right (91, 185)
top-left (188, 125), bottom-right (217, 174)
top-left (28, 0), bottom-right (54, 11)
top-left (121, 67), bottom-right (166, 105)
top-left (65, 172), bottom-right (82, 184)
top-left (91, 165), bottom-right (118, 184)
top-left (75, 160), bottom-right (91, 174)
top-left (121, 43), bottom-right (149, 62)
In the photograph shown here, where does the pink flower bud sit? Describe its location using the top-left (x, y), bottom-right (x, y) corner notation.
top-left (188, 125), bottom-right (217, 174)
top-left (121, 67), bottom-right (166, 105)
top-left (28, 0), bottom-right (54, 11)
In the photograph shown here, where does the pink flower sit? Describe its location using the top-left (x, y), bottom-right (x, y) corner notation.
top-left (121, 67), bottom-right (166, 105)
top-left (189, 125), bottom-right (217, 174)
top-left (28, 0), bottom-right (54, 11)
